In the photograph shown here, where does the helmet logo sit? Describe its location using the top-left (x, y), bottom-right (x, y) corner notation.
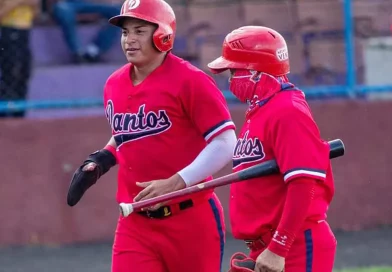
top-left (127, 0), bottom-right (140, 10)
top-left (276, 47), bottom-right (288, 61)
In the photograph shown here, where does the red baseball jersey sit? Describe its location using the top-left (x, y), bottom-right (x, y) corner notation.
top-left (229, 89), bottom-right (334, 239)
top-left (103, 53), bottom-right (235, 203)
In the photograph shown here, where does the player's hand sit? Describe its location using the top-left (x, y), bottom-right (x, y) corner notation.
top-left (133, 174), bottom-right (186, 210)
top-left (255, 249), bottom-right (285, 272)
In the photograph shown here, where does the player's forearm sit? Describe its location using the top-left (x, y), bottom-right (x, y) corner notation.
top-left (0, 0), bottom-right (37, 19)
top-left (0, 3), bottom-right (17, 19)
top-left (267, 177), bottom-right (316, 258)
top-left (177, 129), bottom-right (237, 187)
top-left (29, 0), bottom-right (40, 16)
top-left (106, 136), bottom-right (117, 148)
top-left (103, 136), bottom-right (117, 164)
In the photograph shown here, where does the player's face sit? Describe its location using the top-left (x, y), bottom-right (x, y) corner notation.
top-left (228, 69), bottom-right (262, 103)
top-left (121, 18), bottom-right (160, 65)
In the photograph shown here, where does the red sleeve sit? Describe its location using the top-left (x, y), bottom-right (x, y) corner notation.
top-left (103, 80), bottom-right (115, 134)
top-left (268, 177), bottom-right (316, 257)
top-left (103, 85), bottom-right (108, 115)
top-left (180, 71), bottom-right (235, 142)
top-left (270, 105), bottom-right (330, 183)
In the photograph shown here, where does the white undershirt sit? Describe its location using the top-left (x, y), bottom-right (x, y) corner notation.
top-left (177, 129), bottom-right (237, 187)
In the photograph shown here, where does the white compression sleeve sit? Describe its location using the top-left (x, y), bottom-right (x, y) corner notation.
top-left (177, 129), bottom-right (237, 187)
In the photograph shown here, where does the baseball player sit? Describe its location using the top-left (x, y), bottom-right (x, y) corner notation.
top-left (66, 0), bottom-right (237, 271)
top-left (208, 26), bottom-right (337, 272)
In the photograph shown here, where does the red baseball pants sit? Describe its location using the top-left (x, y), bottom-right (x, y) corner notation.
top-left (111, 193), bottom-right (225, 272)
top-left (249, 221), bottom-right (337, 272)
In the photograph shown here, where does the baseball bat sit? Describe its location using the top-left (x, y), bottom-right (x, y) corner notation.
top-left (119, 139), bottom-right (345, 217)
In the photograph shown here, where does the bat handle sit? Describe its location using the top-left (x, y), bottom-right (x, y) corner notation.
top-left (119, 203), bottom-right (134, 217)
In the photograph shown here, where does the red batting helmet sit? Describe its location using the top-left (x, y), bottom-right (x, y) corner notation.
top-left (109, 0), bottom-right (176, 52)
top-left (208, 26), bottom-right (290, 77)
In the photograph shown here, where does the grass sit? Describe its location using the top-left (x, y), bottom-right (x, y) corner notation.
top-left (336, 267), bottom-right (392, 272)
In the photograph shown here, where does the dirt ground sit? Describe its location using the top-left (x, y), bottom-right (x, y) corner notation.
top-left (0, 227), bottom-right (392, 272)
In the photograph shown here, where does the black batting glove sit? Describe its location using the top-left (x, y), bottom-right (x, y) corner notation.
top-left (67, 149), bottom-right (116, 207)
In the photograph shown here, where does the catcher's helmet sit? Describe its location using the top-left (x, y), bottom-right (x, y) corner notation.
top-left (208, 26), bottom-right (290, 77)
top-left (109, 0), bottom-right (176, 52)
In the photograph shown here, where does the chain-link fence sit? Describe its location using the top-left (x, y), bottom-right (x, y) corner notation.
top-left (0, 25), bottom-right (33, 118)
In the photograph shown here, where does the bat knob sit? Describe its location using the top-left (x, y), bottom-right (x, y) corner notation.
top-left (119, 203), bottom-right (133, 217)
top-left (329, 139), bottom-right (345, 158)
